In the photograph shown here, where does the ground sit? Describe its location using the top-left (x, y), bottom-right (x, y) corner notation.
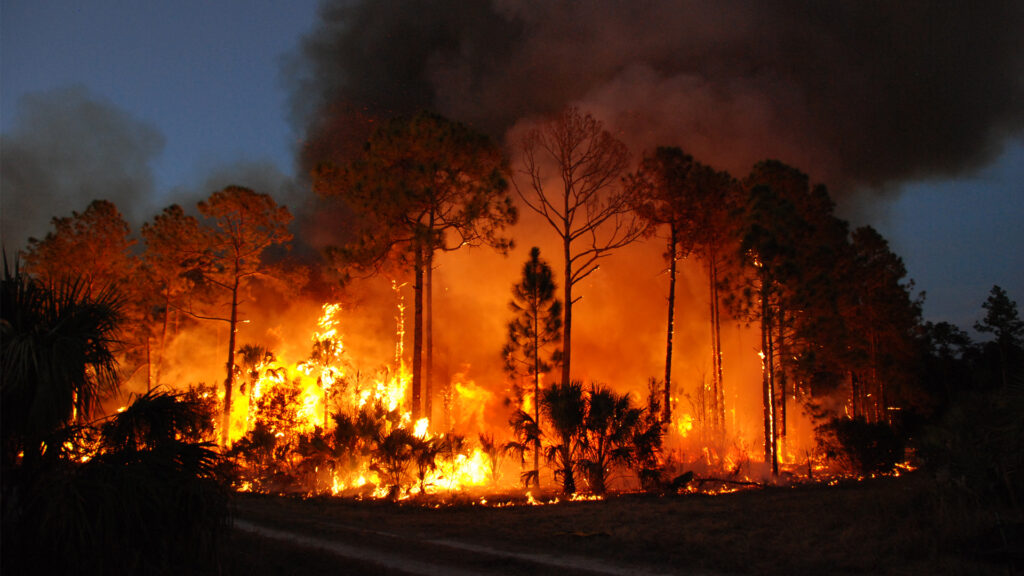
top-left (221, 473), bottom-right (1019, 575)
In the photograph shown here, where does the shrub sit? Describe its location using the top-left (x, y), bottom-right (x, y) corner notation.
top-left (817, 417), bottom-right (905, 475)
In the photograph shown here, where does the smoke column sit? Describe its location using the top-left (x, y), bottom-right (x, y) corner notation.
top-left (291, 0), bottom-right (1024, 193)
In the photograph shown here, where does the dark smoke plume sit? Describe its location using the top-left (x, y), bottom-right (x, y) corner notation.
top-left (0, 86), bottom-right (164, 250)
top-left (291, 0), bottom-right (1024, 191)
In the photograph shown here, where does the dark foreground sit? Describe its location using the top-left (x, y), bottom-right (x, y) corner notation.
top-left (224, 473), bottom-right (1021, 575)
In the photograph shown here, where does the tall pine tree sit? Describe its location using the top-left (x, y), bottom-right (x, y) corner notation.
top-left (503, 247), bottom-right (562, 487)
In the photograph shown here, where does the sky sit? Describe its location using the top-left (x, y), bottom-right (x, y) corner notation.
top-left (2, 0), bottom-right (1022, 332)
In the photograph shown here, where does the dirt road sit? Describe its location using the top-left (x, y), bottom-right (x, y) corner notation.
top-left (234, 514), bottom-right (680, 576)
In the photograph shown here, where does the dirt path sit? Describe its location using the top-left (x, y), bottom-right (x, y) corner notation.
top-left (234, 517), bottom-right (679, 576)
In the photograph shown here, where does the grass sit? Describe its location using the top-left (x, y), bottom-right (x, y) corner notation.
top-left (224, 472), bottom-right (1020, 575)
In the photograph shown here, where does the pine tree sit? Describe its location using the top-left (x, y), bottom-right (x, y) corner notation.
top-left (503, 247), bottom-right (562, 486)
top-left (974, 285), bottom-right (1023, 388)
top-left (315, 111), bottom-right (516, 420)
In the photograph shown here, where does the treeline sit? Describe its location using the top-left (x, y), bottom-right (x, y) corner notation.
top-left (3, 105), bottom-right (1023, 570)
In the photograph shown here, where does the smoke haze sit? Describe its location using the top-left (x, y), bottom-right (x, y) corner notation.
top-left (293, 0), bottom-right (1024, 191)
top-left (0, 86), bottom-right (164, 249)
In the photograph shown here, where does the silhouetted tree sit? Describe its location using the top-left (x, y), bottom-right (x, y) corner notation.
top-left (974, 285), bottom-right (1024, 388)
top-left (540, 380), bottom-right (587, 495)
top-left (515, 107), bottom-right (645, 387)
top-left (1, 258), bottom-right (122, 472)
top-left (626, 147), bottom-right (698, 422)
top-left (842, 226), bottom-right (922, 423)
top-left (8, 389), bottom-right (228, 575)
top-left (580, 384), bottom-right (642, 495)
top-left (503, 246), bottom-right (562, 486)
top-left (688, 164), bottom-right (742, 435)
top-left (728, 169), bottom-right (805, 477)
top-left (315, 111), bottom-right (516, 420)
top-left (140, 204), bottom-right (205, 388)
top-left (193, 186), bottom-right (293, 447)
top-left (236, 344), bottom-right (275, 433)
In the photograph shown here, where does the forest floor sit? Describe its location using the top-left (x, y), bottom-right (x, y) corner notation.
top-left (221, 472), bottom-right (1020, 575)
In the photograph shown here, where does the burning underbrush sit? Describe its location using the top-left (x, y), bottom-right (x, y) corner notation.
top-left (162, 300), bottom-right (911, 503)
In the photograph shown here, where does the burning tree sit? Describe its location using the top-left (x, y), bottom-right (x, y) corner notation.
top-left (23, 199), bottom-right (136, 297)
top-left (315, 111), bottom-right (517, 420)
top-left (503, 246), bottom-right (562, 487)
top-left (21, 199), bottom-right (157, 387)
top-left (140, 204), bottom-right (205, 388)
top-left (192, 186), bottom-right (293, 447)
top-left (626, 147), bottom-right (700, 423)
top-left (515, 107), bottom-right (646, 388)
top-left (841, 226), bottom-right (922, 423)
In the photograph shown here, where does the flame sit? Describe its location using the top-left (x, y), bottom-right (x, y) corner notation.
top-left (221, 297), bottom-right (502, 499)
top-left (675, 413), bottom-right (695, 437)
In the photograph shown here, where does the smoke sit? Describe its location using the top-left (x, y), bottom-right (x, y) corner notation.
top-left (291, 0), bottom-right (1024, 192)
top-left (0, 86), bottom-right (165, 250)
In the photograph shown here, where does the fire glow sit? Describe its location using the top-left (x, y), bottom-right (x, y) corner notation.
top-left (223, 302), bottom-right (495, 498)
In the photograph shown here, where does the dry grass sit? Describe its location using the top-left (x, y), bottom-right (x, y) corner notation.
top-left (228, 473), bottom-right (1020, 575)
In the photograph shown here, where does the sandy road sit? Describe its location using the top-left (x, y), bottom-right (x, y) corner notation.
top-left (233, 516), bottom-right (680, 576)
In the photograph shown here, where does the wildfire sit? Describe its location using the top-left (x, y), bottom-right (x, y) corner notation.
top-left (221, 299), bottom-right (497, 499)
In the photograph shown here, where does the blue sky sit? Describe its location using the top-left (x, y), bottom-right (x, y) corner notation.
top-left (2, 0), bottom-right (1022, 331)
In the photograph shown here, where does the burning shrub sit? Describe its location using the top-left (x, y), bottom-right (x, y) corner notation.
top-left (372, 427), bottom-right (419, 499)
top-left (228, 422), bottom-right (297, 493)
top-left (816, 417), bottom-right (905, 476)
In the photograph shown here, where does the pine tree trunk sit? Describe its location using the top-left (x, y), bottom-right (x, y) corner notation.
top-left (425, 247), bottom-right (434, 423)
top-left (664, 225), bottom-right (678, 423)
top-left (412, 246), bottom-right (424, 419)
top-left (157, 287), bottom-right (170, 387)
top-left (850, 371), bottom-right (860, 420)
top-left (768, 304), bottom-right (778, 477)
top-left (562, 235), bottom-right (572, 387)
top-left (778, 306), bottom-right (788, 443)
top-left (221, 276), bottom-right (239, 448)
top-left (709, 252), bottom-right (725, 434)
top-left (532, 279), bottom-right (542, 489)
top-left (761, 279), bottom-right (778, 478)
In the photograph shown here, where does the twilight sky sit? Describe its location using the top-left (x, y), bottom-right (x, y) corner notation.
top-left (2, 0), bottom-right (1022, 331)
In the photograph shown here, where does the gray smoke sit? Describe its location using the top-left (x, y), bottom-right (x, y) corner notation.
top-left (291, 0), bottom-right (1024, 192)
top-left (0, 86), bottom-right (165, 250)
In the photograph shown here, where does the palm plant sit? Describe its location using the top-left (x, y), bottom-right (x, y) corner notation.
top-left (478, 432), bottom-right (505, 486)
top-left (9, 389), bottom-right (228, 575)
top-left (413, 436), bottom-right (441, 494)
top-left (506, 409), bottom-right (542, 488)
top-left (540, 380), bottom-right (587, 495)
top-left (2, 257), bottom-right (122, 472)
top-left (438, 433), bottom-right (467, 492)
top-left (580, 384), bottom-right (642, 495)
top-left (632, 379), bottom-right (667, 492)
top-left (237, 343), bottom-right (273, 433)
top-left (372, 427), bottom-right (417, 499)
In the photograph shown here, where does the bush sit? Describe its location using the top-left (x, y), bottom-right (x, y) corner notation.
top-left (817, 417), bottom-right (905, 476)
top-left (2, 390), bottom-right (230, 576)
top-left (919, 382), bottom-right (1024, 508)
